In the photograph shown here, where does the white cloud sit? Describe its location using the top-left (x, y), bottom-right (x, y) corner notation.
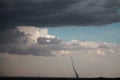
top-left (79, 41), bottom-right (100, 48)
top-left (17, 26), bottom-right (55, 44)
top-left (109, 49), bottom-right (115, 53)
top-left (54, 40), bottom-right (120, 56)
top-left (69, 40), bottom-right (79, 44)
top-left (96, 49), bottom-right (105, 56)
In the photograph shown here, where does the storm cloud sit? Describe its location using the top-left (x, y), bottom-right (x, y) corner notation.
top-left (0, 0), bottom-right (120, 30)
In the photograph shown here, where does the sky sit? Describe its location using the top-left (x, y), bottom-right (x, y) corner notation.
top-left (0, 0), bottom-right (120, 78)
top-left (48, 22), bottom-right (120, 43)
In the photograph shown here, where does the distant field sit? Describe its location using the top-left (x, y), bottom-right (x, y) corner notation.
top-left (0, 77), bottom-right (120, 80)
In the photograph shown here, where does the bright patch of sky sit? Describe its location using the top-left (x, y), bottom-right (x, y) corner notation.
top-left (48, 22), bottom-right (120, 43)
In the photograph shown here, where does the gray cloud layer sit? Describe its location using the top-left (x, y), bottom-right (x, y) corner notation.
top-left (0, 0), bottom-right (120, 30)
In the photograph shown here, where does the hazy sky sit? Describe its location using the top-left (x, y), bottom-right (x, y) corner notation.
top-left (0, 0), bottom-right (120, 78)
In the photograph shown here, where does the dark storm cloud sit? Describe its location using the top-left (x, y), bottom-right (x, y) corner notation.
top-left (0, 0), bottom-right (120, 30)
top-left (0, 43), bottom-right (54, 56)
top-left (0, 28), bottom-right (25, 44)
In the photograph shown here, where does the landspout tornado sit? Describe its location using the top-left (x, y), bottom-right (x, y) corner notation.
top-left (69, 55), bottom-right (79, 78)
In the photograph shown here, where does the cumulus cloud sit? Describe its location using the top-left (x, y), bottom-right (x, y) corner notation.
top-left (53, 40), bottom-right (120, 56)
top-left (17, 26), bottom-right (56, 43)
top-left (0, 26), bottom-right (120, 56)
top-left (0, 26), bottom-right (62, 56)
top-left (0, 0), bottom-right (120, 30)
